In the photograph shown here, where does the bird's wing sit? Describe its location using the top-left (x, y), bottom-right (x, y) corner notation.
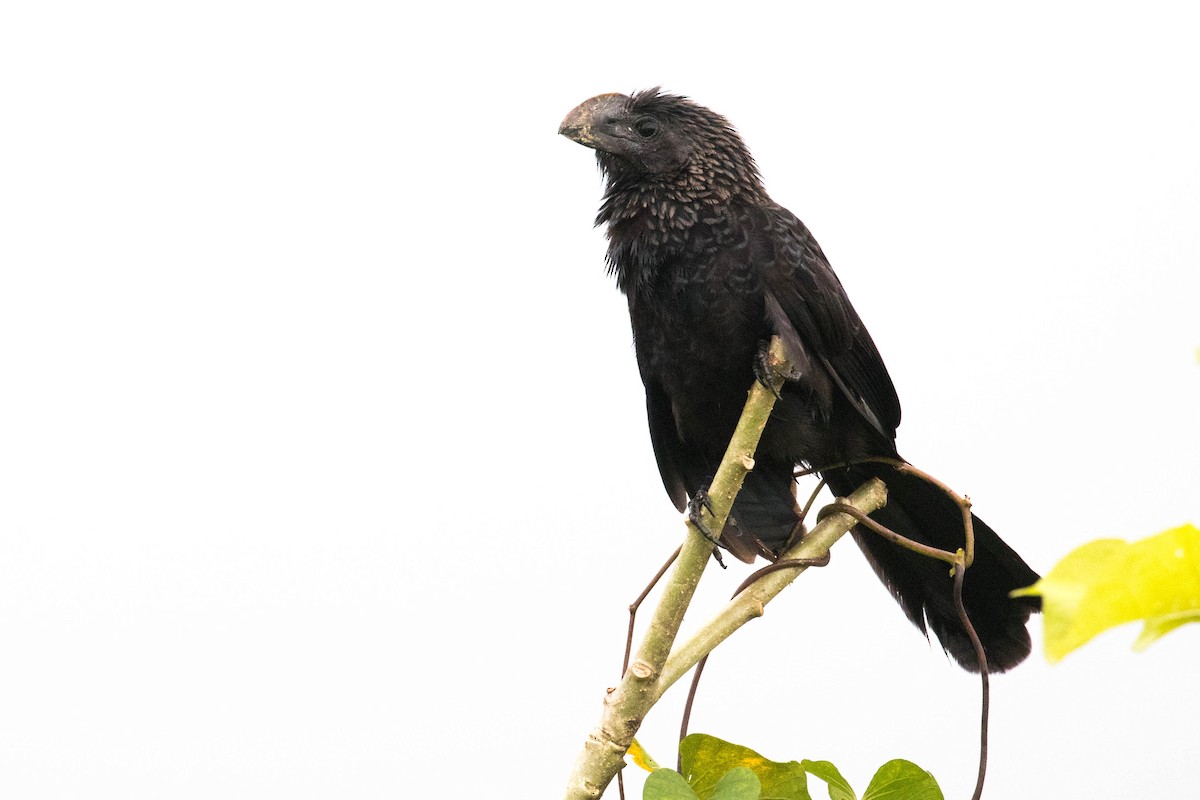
top-left (644, 371), bottom-right (791, 564)
top-left (750, 204), bottom-right (902, 440)
top-left (644, 380), bottom-right (689, 511)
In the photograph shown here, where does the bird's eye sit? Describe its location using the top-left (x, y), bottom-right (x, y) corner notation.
top-left (634, 117), bottom-right (659, 138)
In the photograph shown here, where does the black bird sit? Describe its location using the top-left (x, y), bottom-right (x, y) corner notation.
top-left (559, 89), bottom-right (1040, 672)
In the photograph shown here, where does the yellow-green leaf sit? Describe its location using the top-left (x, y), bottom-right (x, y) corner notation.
top-left (1133, 610), bottom-right (1200, 650)
top-left (630, 739), bottom-right (661, 773)
top-left (646, 768), bottom-right (702, 800)
top-left (1012, 524), bottom-right (1200, 661)
top-left (800, 760), bottom-right (855, 800)
top-left (681, 735), bottom-right (810, 800)
top-left (712, 767), bottom-right (762, 800)
top-left (862, 760), bottom-right (942, 800)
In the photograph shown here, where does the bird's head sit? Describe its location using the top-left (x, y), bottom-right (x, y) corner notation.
top-left (559, 90), bottom-right (693, 174)
top-left (559, 89), bottom-right (763, 198)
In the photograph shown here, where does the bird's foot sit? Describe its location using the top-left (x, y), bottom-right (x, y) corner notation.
top-left (754, 340), bottom-right (799, 399)
top-left (687, 488), bottom-right (727, 568)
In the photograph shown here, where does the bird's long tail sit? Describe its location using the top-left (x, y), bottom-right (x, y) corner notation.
top-left (823, 462), bottom-right (1040, 673)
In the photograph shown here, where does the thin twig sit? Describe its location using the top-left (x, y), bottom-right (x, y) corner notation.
top-left (731, 553), bottom-right (832, 598)
top-left (798, 477), bottom-right (827, 525)
top-left (797, 457), bottom-right (976, 567)
top-left (822, 500), bottom-right (960, 566)
top-left (678, 656), bottom-right (707, 772)
top-left (953, 558), bottom-right (990, 799)
top-left (625, 547), bottom-right (681, 676)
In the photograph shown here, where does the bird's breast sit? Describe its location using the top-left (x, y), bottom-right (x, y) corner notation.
top-left (628, 255), bottom-right (766, 415)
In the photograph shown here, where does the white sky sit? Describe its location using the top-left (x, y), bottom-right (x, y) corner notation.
top-left (3, 2), bottom-right (1199, 798)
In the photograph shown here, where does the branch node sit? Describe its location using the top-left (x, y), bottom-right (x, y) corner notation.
top-left (629, 659), bottom-right (657, 680)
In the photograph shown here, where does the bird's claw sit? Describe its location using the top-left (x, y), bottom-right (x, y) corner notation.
top-left (754, 341), bottom-right (796, 400)
top-left (687, 488), bottom-right (727, 568)
top-left (688, 488), bottom-right (716, 519)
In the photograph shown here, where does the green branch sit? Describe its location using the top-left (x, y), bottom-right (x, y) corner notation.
top-left (655, 479), bottom-right (886, 700)
top-left (561, 337), bottom-right (888, 800)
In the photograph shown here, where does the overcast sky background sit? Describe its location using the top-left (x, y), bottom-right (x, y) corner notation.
top-left (3, 2), bottom-right (1198, 798)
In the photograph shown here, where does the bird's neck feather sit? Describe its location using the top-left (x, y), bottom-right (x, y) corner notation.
top-left (597, 160), bottom-right (764, 295)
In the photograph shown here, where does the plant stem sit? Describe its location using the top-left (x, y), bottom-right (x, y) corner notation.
top-left (562, 338), bottom-right (887, 799)
top-left (654, 479), bottom-right (886, 700)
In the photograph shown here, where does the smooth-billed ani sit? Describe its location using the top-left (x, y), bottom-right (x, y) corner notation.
top-left (559, 89), bottom-right (1039, 673)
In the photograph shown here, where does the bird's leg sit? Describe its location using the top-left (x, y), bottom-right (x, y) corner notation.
top-left (686, 487), bottom-right (727, 568)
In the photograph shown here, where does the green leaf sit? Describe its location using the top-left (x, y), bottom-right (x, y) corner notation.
top-left (800, 760), bottom-right (856, 800)
top-left (862, 760), bottom-right (943, 800)
top-left (1012, 523), bottom-right (1200, 661)
top-left (680, 734), bottom-right (810, 800)
top-left (712, 767), bottom-right (762, 800)
top-left (645, 768), bottom-right (701, 800)
top-left (644, 764), bottom-right (762, 800)
top-left (630, 739), bottom-right (662, 772)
